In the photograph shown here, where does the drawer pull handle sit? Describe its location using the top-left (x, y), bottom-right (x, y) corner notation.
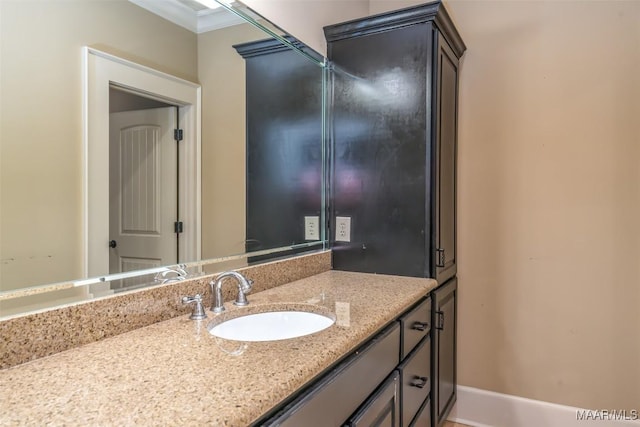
top-left (410, 376), bottom-right (428, 389)
top-left (411, 321), bottom-right (429, 331)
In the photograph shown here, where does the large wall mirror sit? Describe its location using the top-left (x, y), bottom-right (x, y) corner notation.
top-left (0, 0), bottom-right (327, 318)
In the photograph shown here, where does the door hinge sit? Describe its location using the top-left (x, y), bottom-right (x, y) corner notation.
top-left (436, 248), bottom-right (445, 268)
top-left (174, 221), bottom-right (183, 234)
top-left (435, 311), bottom-right (445, 330)
top-left (174, 129), bottom-right (183, 142)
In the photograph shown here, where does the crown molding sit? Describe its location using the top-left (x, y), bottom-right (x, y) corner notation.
top-left (128, 0), bottom-right (245, 34)
top-left (324, 0), bottom-right (466, 58)
top-left (197, 7), bottom-right (246, 33)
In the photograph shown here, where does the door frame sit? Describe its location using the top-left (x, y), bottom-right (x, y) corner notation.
top-left (82, 47), bottom-right (201, 278)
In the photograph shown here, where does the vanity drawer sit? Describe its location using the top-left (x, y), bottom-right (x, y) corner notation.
top-left (265, 323), bottom-right (400, 427)
top-left (345, 370), bottom-right (400, 427)
top-left (409, 395), bottom-right (431, 427)
top-left (400, 335), bottom-right (431, 427)
top-left (400, 297), bottom-right (431, 359)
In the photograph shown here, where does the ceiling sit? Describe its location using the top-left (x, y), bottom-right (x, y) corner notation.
top-left (129, 0), bottom-right (246, 33)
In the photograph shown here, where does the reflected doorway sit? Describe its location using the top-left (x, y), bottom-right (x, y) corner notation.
top-left (84, 48), bottom-right (201, 292)
top-left (108, 90), bottom-right (180, 289)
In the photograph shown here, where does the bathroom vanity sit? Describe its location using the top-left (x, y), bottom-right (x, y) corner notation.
top-left (262, 292), bottom-right (433, 426)
top-left (0, 270), bottom-right (437, 426)
top-left (0, 1), bottom-right (464, 426)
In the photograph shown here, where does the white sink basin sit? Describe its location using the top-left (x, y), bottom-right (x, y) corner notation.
top-left (208, 310), bottom-right (334, 342)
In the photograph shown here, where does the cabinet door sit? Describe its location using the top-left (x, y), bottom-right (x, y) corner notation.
top-left (329, 22), bottom-right (432, 278)
top-left (433, 34), bottom-right (459, 284)
top-left (347, 371), bottom-right (400, 427)
top-left (432, 277), bottom-right (457, 426)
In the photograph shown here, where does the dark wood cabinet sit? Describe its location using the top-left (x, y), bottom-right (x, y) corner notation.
top-left (325, 4), bottom-right (464, 425)
top-left (400, 298), bottom-right (431, 360)
top-left (347, 371), bottom-right (401, 427)
top-left (324, 1), bottom-right (465, 282)
top-left (400, 336), bottom-right (431, 426)
top-left (411, 397), bottom-right (432, 427)
top-left (326, 21), bottom-right (430, 277)
top-left (432, 277), bottom-right (457, 426)
top-left (433, 34), bottom-right (459, 284)
top-left (234, 38), bottom-right (323, 257)
top-left (260, 298), bottom-right (435, 427)
top-left (262, 323), bottom-right (400, 426)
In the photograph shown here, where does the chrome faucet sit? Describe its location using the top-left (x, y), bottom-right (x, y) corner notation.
top-left (209, 271), bottom-right (253, 313)
top-left (181, 294), bottom-right (207, 320)
top-left (155, 265), bottom-right (188, 284)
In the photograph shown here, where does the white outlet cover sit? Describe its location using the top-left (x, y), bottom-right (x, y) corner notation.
top-left (335, 216), bottom-right (351, 242)
top-left (304, 216), bottom-right (320, 240)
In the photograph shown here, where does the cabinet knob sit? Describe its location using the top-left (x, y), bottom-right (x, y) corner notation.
top-left (109, 240), bottom-right (117, 248)
top-left (411, 321), bottom-right (429, 331)
top-left (410, 376), bottom-right (428, 389)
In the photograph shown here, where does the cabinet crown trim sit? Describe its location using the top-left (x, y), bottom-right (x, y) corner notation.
top-left (234, 38), bottom-right (293, 58)
top-left (323, 0), bottom-right (466, 58)
top-left (234, 35), bottom-right (319, 59)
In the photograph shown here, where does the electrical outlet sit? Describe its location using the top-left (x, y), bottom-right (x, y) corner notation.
top-left (335, 216), bottom-right (351, 242)
top-left (304, 216), bottom-right (320, 240)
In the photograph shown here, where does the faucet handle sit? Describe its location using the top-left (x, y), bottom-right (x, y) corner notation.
top-left (234, 279), bottom-right (253, 307)
top-left (243, 279), bottom-right (254, 293)
top-left (182, 294), bottom-right (207, 320)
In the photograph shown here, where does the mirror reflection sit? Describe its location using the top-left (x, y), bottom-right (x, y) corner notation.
top-left (0, 0), bottom-right (325, 317)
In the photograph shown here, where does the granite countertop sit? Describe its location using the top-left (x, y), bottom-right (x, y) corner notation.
top-left (0, 271), bottom-right (436, 426)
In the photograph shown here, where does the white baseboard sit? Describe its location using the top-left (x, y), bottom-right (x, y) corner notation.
top-left (448, 385), bottom-right (640, 427)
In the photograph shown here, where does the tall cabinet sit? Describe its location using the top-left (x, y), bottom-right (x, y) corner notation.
top-left (325, 2), bottom-right (465, 425)
top-left (234, 38), bottom-right (323, 258)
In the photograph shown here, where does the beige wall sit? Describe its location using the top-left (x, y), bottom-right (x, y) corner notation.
top-left (0, 1), bottom-right (197, 290)
top-left (198, 23), bottom-right (266, 260)
top-left (448, 0), bottom-right (640, 410)
top-left (369, 0), bottom-right (424, 15)
top-left (261, 0), bottom-right (640, 412)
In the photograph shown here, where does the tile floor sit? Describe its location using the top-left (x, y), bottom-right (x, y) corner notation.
top-left (443, 422), bottom-right (471, 427)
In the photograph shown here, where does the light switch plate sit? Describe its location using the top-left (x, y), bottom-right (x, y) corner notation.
top-left (304, 216), bottom-right (320, 240)
top-left (335, 216), bottom-right (351, 242)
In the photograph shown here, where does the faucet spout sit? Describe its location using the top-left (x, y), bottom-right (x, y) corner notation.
top-left (209, 271), bottom-right (253, 313)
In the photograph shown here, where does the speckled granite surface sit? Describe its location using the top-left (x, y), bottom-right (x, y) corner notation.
top-left (0, 251), bottom-right (331, 369)
top-left (0, 271), bottom-right (436, 426)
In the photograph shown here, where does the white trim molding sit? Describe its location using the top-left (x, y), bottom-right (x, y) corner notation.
top-left (449, 386), bottom-right (640, 427)
top-left (82, 47), bottom-right (201, 279)
top-left (198, 7), bottom-right (246, 33)
top-left (128, 0), bottom-right (245, 33)
top-left (129, 0), bottom-right (197, 32)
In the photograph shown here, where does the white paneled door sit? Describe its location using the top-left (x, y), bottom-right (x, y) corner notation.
top-left (109, 107), bottom-right (177, 275)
